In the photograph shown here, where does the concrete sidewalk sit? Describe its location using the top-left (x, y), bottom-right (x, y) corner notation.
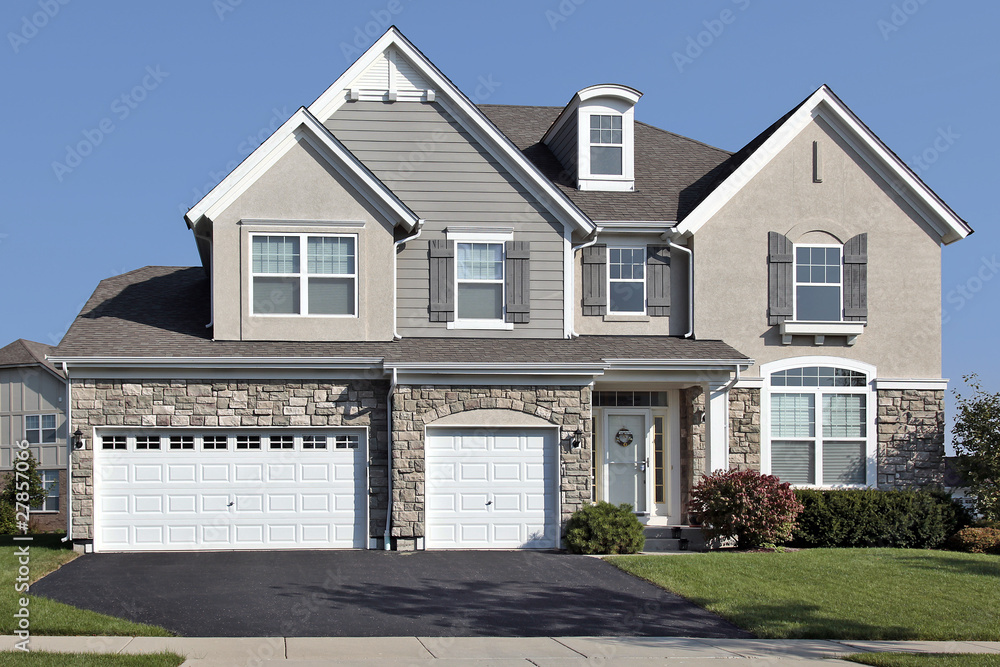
top-left (2, 636), bottom-right (999, 665)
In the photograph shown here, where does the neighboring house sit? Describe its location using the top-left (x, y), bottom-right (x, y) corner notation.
top-left (0, 339), bottom-right (67, 532)
top-left (50, 28), bottom-right (971, 553)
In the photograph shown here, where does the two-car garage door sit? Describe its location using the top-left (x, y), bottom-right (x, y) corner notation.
top-left (94, 430), bottom-right (367, 552)
top-left (424, 427), bottom-right (559, 549)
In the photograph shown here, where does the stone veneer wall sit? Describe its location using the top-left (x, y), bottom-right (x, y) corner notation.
top-left (729, 388), bottom-right (761, 472)
top-left (69, 379), bottom-right (389, 541)
top-left (876, 389), bottom-right (945, 489)
top-left (390, 385), bottom-right (591, 548)
top-left (678, 386), bottom-right (706, 523)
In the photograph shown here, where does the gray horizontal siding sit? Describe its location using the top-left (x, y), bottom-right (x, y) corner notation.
top-left (547, 112), bottom-right (577, 177)
top-left (326, 101), bottom-right (566, 338)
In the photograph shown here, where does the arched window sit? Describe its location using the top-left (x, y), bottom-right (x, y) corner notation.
top-left (762, 359), bottom-right (875, 487)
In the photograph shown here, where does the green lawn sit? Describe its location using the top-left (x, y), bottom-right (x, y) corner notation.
top-left (846, 654), bottom-right (1000, 667)
top-left (609, 548), bottom-right (1000, 640)
top-left (0, 535), bottom-right (171, 636)
top-left (0, 653), bottom-right (184, 667)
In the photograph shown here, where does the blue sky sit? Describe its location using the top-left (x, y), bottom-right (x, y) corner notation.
top-left (1, 1), bottom-right (996, 416)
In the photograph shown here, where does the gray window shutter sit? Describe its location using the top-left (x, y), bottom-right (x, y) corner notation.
top-left (768, 231), bottom-right (793, 325)
top-left (582, 244), bottom-right (607, 316)
top-left (505, 241), bottom-right (530, 324)
top-left (428, 239), bottom-right (454, 322)
top-left (843, 233), bottom-right (868, 321)
top-left (646, 245), bottom-right (671, 317)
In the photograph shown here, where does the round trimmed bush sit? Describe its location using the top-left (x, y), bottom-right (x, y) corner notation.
top-left (564, 502), bottom-right (645, 554)
top-left (691, 469), bottom-right (804, 549)
top-left (946, 526), bottom-right (1000, 554)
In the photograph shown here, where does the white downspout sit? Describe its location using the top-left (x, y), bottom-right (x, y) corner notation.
top-left (663, 234), bottom-right (694, 338)
top-left (569, 228), bottom-right (602, 338)
top-left (393, 221), bottom-right (424, 340)
top-left (61, 361), bottom-right (72, 543)
top-left (383, 367), bottom-right (398, 550)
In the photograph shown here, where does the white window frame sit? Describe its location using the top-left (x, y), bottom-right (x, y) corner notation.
top-left (793, 243), bottom-right (843, 322)
top-left (31, 470), bottom-right (59, 513)
top-left (761, 357), bottom-right (877, 488)
top-left (446, 229), bottom-right (514, 331)
top-left (607, 245), bottom-right (647, 315)
top-left (24, 414), bottom-right (57, 445)
top-left (249, 232), bottom-right (359, 318)
top-left (577, 101), bottom-right (636, 190)
top-left (588, 113), bottom-right (624, 177)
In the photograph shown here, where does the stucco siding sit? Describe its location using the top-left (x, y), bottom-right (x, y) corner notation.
top-left (693, 117), bottom-right (943, 379)
top-left (326, 101), bottom-right (566, 338)
top-left (210, 140), bottom-right (397, 342)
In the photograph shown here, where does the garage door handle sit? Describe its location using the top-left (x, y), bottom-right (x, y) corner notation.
top-left (485, 500), bottom-right (492, 506)
top-left (227, 501), bottom-right (234, 507)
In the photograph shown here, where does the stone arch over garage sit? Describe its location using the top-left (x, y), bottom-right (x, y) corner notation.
top-left (389, 385), bottom-right (593, 549)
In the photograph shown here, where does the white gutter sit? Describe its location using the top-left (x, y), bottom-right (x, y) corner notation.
top-left (61, 361), bottom-right (72, 543)
top-left (384, 362), bottom-right (608, 376)
top-left (393, 220), bottom-right (424, 340)
top-left (48, 356), bottom-right (383, 370)
top-left (383, 367), bottom-right (397, 550)
top-left (569, 228), bottom-right (603, 338)
top-left (663, 235), bottom-right (694, 338)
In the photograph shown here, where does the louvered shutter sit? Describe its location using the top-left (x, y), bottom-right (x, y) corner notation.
top-left (843, 233), bottom-right (868, 321)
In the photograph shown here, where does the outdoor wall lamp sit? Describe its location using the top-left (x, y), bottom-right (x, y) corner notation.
top-left (72, 428), bottom-right (86, 450)
top-left (693, 409), bottom-right (706, 424)
top-left (570, 428), bottom-right (584, 450)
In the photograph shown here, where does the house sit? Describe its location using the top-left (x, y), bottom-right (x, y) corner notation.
top-left (0, 339), bottom-right (67, 532)
top-left (50, 28), bottom-right (971, 552)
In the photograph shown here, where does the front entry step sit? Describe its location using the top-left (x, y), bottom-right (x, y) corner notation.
top-left (642, 526), bottom-right (708, 552)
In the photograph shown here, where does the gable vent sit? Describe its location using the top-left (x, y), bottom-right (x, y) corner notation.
top-left (350, 47), bottom-right (435, 103)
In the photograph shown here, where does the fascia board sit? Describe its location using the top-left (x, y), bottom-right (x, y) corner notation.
top-left (384, 362), bottom-right (607, 375)
top-left (50, 356), bottom-right (384, 370)
top-left (602, 358), bottom-right (754, 369)
top-left (307, 28), bottom-right (596, 237)
top-left (186, 108), bottom-right (419, 231)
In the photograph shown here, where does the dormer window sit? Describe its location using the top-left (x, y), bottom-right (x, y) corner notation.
top-left (590, 114), bottom-right (623, 176)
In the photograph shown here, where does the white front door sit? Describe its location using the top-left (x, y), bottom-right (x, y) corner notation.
top-left (605, 411), bottom-right (648, 513)
top-left (424, 427), bottom-right (558, 549)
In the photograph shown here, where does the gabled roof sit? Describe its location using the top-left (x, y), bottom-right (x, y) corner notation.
top-left (673, 85), bottom-right (973, 244)
top-left (482, 105), bottom-right (733, 222)
top-left (0, 339), bottom-right (64, 379)
top-left (306, 26), bottom-right (596, 236)
top-left (53, 266), bottom-right (748, 366)
top-left (184, 107), bottom-right (421, 231)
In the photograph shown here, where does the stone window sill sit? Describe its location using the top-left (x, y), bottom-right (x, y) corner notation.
top-left (780, 320), bottom-right (866, 346)
top-left (603, 314), bottom-right (650, 323)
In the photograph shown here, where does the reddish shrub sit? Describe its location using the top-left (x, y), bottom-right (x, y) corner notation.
top-left (691, 469), bottom-right (804, 549)
top-left (946, 527), bottom-right (1000, 554)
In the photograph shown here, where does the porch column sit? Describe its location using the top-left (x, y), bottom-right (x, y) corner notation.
top-left (703, 381), bottom-right (730, 474)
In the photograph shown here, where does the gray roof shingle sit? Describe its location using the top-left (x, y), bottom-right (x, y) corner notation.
top-left (479, 104), bottom-right (734, 222)
top-left (0, 339), bottom-right (63, 377)
top-left (54, 266), bottom-right (748, 365)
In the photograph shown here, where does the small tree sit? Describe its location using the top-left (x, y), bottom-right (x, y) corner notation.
top-left (953, 374), bottom-right (1000, 522)
top-left (0, 449), bottom-right (47, 534)
top-left (691, 469), bottom-right (804, 549)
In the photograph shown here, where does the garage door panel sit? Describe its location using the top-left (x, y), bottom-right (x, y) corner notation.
top-left (426, 428), bottom-right (558, 549)
top-left (94, 430), bottom-right (367, 552)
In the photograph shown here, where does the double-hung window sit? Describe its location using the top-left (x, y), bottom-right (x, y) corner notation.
top-left (31, 470), bottom-right (59, 512)
top-left (794, 246), bottom-right (841, 321)
top-left (456, 242), bottom-right (504, 322)
top-left (25, 415), bottom-right (57, 444)
top-left (251, 234), bottom-right (357, 316)
top-left (608, 247), bottom-right (645, 313)
top-left (767, 365), bottom-right (870, 486)
top-left (590, 114), bottom-right (623, 176)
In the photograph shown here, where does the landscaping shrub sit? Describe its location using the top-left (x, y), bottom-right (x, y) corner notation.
top-left (0, 451), bottom-right (46, 535)
top-left (564, 502), bottom-right (645, 554)
top-left (792, 488), bottom-right (970, 549)
top-left (690, 469), bottom-right (803, 549)
top-left (946, 527), bottom-right (1000, 554)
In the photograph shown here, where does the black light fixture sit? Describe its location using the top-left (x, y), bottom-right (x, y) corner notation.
top-left (72, 428), bottom-right (85, 450)
top-left (570, 427), bottom-right (584, 450)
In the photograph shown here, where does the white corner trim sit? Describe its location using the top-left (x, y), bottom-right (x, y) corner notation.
top-left (675, 86), bottom-right (971, 245)
top-left (873, 378), bottom-right (949, 390)
top-left (184, 108), bottom-right (420, 232)
top-left (780, 320), bottom-right (866, 346)
top-left (306, 27), bottom-right (596, 237)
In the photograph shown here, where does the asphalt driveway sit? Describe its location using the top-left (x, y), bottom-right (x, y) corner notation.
top-left (31, 550), bottom-right (753, 638)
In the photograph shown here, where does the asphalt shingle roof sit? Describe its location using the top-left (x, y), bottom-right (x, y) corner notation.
top-left (0, 338), bottom-right (63, 377)
top-left (54, 267), bottom-right (748, 364)
top-left (479, 104), bottom-right (734, 222)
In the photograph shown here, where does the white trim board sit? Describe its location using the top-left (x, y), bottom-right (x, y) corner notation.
top-left (674, 85), bottom-right (971, 245)
top-left (873, 379), bottom-right (949, 390)
top-left (306, 26), bottom-right (596, 237)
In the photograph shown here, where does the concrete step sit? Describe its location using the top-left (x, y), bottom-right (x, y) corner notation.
top-left (643, 526), bottom-right (709, 552)
top-left (642, 537), bottom-right (688, 552)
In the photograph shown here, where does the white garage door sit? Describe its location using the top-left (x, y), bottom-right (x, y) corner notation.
top-left (93, 430), bottom-right (367, 552)
top-left (425, 427), bottom-right (558, 549)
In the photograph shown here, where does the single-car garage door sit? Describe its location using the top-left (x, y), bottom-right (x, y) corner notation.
top-left (425, 427), bottom-right (559, 549)
top-left (93, 430), bottom-right (367, 552)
